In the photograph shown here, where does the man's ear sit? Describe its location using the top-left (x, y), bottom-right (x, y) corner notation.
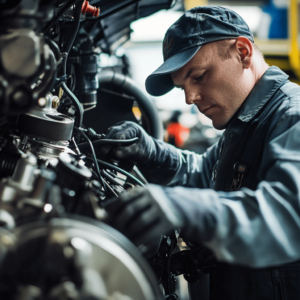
top-left (234, 37), bottom-right (253, 69)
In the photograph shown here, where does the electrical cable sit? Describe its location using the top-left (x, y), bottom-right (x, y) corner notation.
top-left (70, 64), bottom-right (76, 91)
top-left (86, 157), bottom-right (145, 187)
top-left (103, 178), bottom-right (118, 197)
top-left (101, 169), bottom-right (123, 186)
top-left (74, 127), bottom-right (107, 192)
top-left (58, 2), bottom-right (84, 128)
top-left (61, 82), bottom-right (83, 127)
top-left (61, 52), bottom-right (68, 74)
top-left (91, 170), bottom-right (118, 197)
top-left (44, 0), bottom-right (83, 34)
top-left (75, 137), bottom-right (139, 150)
top-left (63, 0), bottom-right (83, 54)
top-left (43, 36), bottom-right (60, 60)
top-left (60, 53), bottom-right (83, 128)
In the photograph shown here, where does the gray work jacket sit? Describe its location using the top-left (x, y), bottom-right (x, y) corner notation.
top-left (166, 66), bottom-right (300, 268)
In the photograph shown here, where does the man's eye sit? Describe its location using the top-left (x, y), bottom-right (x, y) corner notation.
top-left (195, 73), bottom-right (205, 81)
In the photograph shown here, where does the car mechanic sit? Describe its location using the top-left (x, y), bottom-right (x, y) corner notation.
top-left (99, 6), bottom-right (300, 300)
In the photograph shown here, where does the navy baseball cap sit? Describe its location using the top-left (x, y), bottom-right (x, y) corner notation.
top-left (145, 6), bottom-right (254, 96)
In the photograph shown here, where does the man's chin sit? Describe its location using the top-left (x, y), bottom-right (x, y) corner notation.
top-left (212, 119), bottom-right (228, 130)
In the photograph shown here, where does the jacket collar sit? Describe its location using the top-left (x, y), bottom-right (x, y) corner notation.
top-left (237, 66), bottom-right (288, 122)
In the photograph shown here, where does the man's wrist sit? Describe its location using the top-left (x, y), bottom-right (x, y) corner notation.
top-left (138, 140), bottom-right (181, 185)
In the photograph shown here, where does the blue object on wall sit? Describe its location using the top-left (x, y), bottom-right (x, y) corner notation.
top-left (262, 1), bottom-right (288, 39)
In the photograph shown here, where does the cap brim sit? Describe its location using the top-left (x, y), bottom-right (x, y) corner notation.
top-left (145, 45), bottom-right (201, 96)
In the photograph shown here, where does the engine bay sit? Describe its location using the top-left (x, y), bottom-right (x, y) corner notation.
top-left (0, 1), bottom-right (198, 299)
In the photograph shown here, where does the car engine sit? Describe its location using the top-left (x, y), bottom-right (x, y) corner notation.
top-left (0, 0), bottom-right (184, 299)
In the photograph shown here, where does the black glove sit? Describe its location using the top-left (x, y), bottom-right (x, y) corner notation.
top-left (98, 121), bottom-right (180, 184)
top-left (105, 184), bottom-right (184, 247)
top-left (105, 184), bottom-right (221, 247)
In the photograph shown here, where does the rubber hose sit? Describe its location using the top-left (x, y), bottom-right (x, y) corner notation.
top-left (61, 82), bottom-right (83, 128)
top-left (44, 36), bottom-right (60, 61)
top-left (97, 70), bottom-right (163, 140)
top-left (63, 1), bottom-right (83, 54)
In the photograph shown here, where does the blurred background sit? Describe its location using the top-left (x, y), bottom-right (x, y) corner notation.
top-left (98, 0), bottom-right (296, 153)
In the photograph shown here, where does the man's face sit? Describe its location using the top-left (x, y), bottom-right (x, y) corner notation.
top-left (171, 41), bottom-right (254, 129)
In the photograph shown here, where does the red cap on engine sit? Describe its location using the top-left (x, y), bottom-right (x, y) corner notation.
top-left (81, 1), bottom-right (100, 17)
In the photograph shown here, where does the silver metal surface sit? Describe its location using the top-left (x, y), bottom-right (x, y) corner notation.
top-left (13, 218), bottom-right (163, 300)
top-left (0, 152), bottom-right (38, 205)
top-left (12, 153), bottom-right (37, 190)
top-left (25, 138), bottom-right (75, 161)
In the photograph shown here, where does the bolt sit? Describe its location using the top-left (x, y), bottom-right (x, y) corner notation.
top-left (52, 96), bottom-right (60, 109)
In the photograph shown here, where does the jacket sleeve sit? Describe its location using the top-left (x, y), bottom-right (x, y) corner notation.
top-left (161, 107), bottom-right (300, 268)
top-left (139, 136), bottom-right (221, 187)
top-left (166, 137), bottom-right (222, 188)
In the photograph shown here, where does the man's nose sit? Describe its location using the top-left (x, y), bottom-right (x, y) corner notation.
top-left (185, 89), bottom-right (201, 105)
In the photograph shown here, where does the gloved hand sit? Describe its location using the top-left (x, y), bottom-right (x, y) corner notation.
top-left (99, 121), bottom-right (157, 164)
top-left (104, 184), bottom-right (184, 247)
top-left (104, 184), bottom-right (221, 247)
top-left (98, 121), bottom-right (180, 184)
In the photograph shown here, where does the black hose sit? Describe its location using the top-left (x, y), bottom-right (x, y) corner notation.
top-left (60, 53), bottom-right (83, 128)
top-left (76, 137), bottom-right (139, 150)
top-left (86, 157), bottom-right (145, 187)
top-left (101, 169), bottom-right (122, 186)
top-left (63, 0), bottom-right (83, 54)
top-left (58, 2), bottom-right (84, 128)
top-left (74, 127), bottom-right (107, 192)
top-left (61, 82), bottom-right (83, 127)
top-left (91, 170), bottom-right (118, 197)
top-left (43, 36), bottom-right (60, 60)
top-left (97, 71), bottom-right (163, 140)
top-left (61, 52), bottom-right (68, 75)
